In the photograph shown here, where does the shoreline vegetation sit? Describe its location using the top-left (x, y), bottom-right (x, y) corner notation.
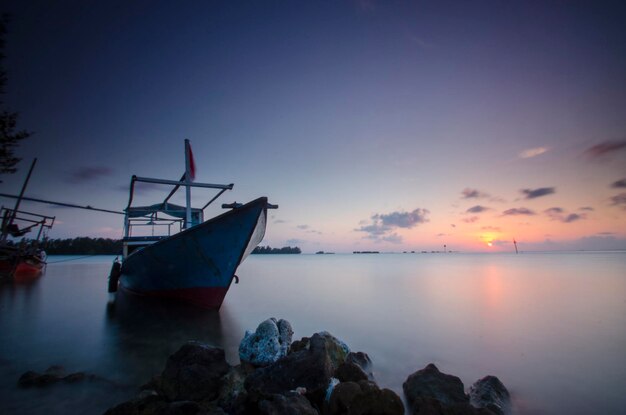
top-left (251, 246), bottom-right (301, 254)
top-left (4, 238), bottom-right (304, 256)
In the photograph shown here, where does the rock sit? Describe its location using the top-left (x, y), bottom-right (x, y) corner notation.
top-left (103, 394), bottom-right (168, 415)
top-left (239, 318), bottom-right (294, 367)
top-left (403, 364), bottom-right (469, 412)
top-left (317, 331), bottom-right (351, 368)
top-left (159, 341), bottom-right (231, 402)
top-left (104, 395), bottom-right (229, 415)
top-left (334, 362), bottom-right (368, 383)
top-left (469, 376), bottom-right (510, 415)
top-left (346, 352), bottom-right (374, 380)
top-left (328, 381), bottom-right (362, 414)
top-left (218, 363), bottom-right (256, 415)
top-left (18, 366), bottom-right (93, 387)
top-left (258, 392), bottom-right (319, 415)
top-left (245, 332), bottom-right (350, 408)
top-left (328, 380), bottom-right (404, 415)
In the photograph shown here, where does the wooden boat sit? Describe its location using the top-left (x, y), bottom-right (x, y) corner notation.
top-left (109, 140), bottom-right (276, 309)
top-left (0, 160), bottom-right (55, 282)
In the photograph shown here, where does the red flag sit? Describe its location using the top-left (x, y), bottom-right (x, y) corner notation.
top-left (187, 142), bottom-right (196, 181)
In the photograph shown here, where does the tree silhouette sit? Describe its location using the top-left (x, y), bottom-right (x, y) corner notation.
top-left (0, 14), bottom-right (31, 182)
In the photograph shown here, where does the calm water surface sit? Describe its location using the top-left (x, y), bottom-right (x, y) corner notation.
top-left (1, 252), bottom-right (625, 414)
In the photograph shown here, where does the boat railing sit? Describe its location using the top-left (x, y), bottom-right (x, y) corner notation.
top-left (125, 216), bottom-right (183, 238)
top-left (0, 207), bottom-right (55, 241)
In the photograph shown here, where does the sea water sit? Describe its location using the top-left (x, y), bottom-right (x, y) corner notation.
top-left (0, 252), bottom-right (625, 414)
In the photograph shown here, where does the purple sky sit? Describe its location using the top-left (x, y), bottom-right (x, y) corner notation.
top-left (2, 1), bottom-right (625, 252)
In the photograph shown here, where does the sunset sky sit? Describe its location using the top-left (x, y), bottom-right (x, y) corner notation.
top-left (2, 1), bottom-right (625, 253)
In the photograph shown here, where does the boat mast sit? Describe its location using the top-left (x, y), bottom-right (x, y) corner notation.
top-left (184, 139), bottom-right (192, 229)
top-left (1, 159), bottom-right (37, 243)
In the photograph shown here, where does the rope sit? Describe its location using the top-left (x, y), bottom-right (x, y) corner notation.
top-left (46, 254), bottom-right (104, 264)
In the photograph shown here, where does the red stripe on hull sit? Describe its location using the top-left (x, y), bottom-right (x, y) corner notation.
top-left (120, 284), bottom-right (230, 309)
top-left (0, 259), bottom-right (44, 282)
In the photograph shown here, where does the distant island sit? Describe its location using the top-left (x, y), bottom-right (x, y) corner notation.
top-left (251, 246), bottom-right (301, 254)
top-left (5, 237), bottom-right (123, 255)
top-left (353, 251), bottom-right (380, 254)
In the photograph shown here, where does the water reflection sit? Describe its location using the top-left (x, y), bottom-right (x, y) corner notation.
top-left (101, 290), bottom-right (243, 384)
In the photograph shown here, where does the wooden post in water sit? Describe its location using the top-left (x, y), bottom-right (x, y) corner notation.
top-left (184, 139), bottom-right (192, 229)
top-left (513, 238), bottom-right (518, 254)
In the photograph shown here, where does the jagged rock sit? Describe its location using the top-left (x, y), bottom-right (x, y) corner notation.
top-left (346, 352), bottom-right (374, 380)
top-left (104, 394), bottom-right (228, 415)
top-left (245, 331), bottom-right (350, 408)
top-left (218, 363), bottom-right (257, 415)
top-left (258, 392), bottom-right (319, 414)
top-left (159, 341), bottom-right (231, 402)
top-left (103, 394), bottom-right (168, 415)
top-left (328, 380), bottom-right (404, 415)
top-left (334, 362), bottom-right (368, 383)
top-left (403, 364), bottom-right (469, 413)
top-left (469, 376), bottom-right (510, 415)
top-left (239, 318), bottom-right (294, 367)
top-left (18, 366), bottom-right (94, 387)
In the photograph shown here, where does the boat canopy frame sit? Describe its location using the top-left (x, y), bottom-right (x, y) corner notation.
top-left (123, 174), bottom-right (234, 239)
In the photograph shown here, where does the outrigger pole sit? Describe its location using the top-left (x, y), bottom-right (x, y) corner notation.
top-left (0, 193), bottom-right (124, 215)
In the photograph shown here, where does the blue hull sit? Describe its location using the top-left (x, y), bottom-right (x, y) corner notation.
top-left (119, 197), bottom-right (267, 309)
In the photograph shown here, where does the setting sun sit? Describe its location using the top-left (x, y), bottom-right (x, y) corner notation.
top-left (487, 242), bottom-right (493, 247)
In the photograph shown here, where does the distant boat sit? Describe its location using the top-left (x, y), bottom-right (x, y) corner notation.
top-left (0, 159), bottom-right (55, 282)
top-left (108, 140), bottom-right (276, 309)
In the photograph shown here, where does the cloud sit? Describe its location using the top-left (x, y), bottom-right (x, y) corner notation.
top-left (481, 226), bottom-right (501, 231)
top-left (610, 192), bottom-right (626, 209)
top-left (597, 232), bottom-right (615, 236)
top-left (408, 35), bottom-right (433, 49)
top-left (286, 238), bottom-right (304, 245)
top-left (297, 225), bottom-right (309, 230)
top-left (273, 219), bottom-right (287, 224)
top-left (461, 188), bottom-right (489, 199)
top-left (522, 235), bottom-right (626, 251)
top-left (373, 208), bottom-right (430, 228)
top-left (450, 224), bottom-right (456, 228)
top-left (68, 166), bottom-right (113, 183)
top-left (466, 205), bottom-right (489, 214)
top-left (579, 206), bottom-right (594, 211)
top-left (544, 207), bottom-right (587, 223)
top-left (611, 178), bottom-right (626, 188)
top-left (519, 147), bottom-right (548, 159)
top-left (563, 213), bottom-right (584, 223)
top-left (356, 207), bottom-right (429, 241)
top-left (503, 207), bottom-right (536, 216)
top-left (521, 187), bottom-right (555, 199)
top-left (462, 216), bottom-right (479, 223)
top-left (585, 140), bottom-right (626, 158)
top-left (544, 207), bottom-right (564, 218)
top-left (382, 233), bottom-right (402, 244)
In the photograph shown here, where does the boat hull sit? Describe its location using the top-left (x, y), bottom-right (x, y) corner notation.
top-left (119, 197), bottom-right (268, 309)
top-left (0, 251), bottom-right (46, 282)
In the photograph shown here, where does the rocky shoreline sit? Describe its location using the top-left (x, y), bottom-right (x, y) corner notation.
top-left (25, 318), bottom-right (511, 415)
